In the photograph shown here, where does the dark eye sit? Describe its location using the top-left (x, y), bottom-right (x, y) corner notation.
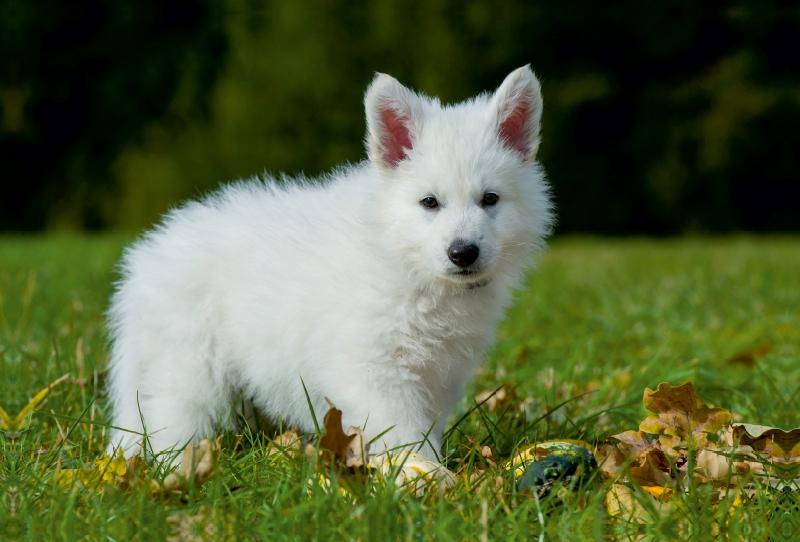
top-left (482, 192), bottom-right (499, 206)
top-left (420, 197), bottom-right (439, 209)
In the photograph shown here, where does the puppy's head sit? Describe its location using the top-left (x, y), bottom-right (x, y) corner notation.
top-left (364, 67), bottom-right (553, 289)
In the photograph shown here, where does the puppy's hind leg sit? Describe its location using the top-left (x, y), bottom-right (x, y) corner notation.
top-left (109, 340), bottom-right (233, 465)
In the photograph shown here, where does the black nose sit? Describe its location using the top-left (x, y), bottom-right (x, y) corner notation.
top-left (448, 242), bottom-right (479, 268)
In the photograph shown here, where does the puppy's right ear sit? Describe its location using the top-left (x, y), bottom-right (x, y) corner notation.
top-left (364, 74), bottom-right (420, 170)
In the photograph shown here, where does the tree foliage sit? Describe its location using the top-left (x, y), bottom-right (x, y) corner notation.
top-left (2, 0), bottom-right (798, 232)
top-left (0, 0), bottom-right (226, 229)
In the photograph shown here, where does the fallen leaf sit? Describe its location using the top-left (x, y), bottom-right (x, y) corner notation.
top-left (162, 436), bottom-right (224, 494)
top-left (344, 426), bottom-right (370, 468)
top-left (639, 382), bottom-right (731, 443)
top-left (642, 485), bottom-right (673, 501)
top-left (610, 430), bottom-right (658, 463)
top-left (628, 449), bottom-right (671, 488)
top-left (725, 424), bottom-right (800, 466)
top-left (657, 434), bottom-right (685, 460)
top-left (318, 399), bottom-right (356, 464)
top-left (604, 483), bottom-right (659, 522)
top-left (694, 443), bottom-right (750, 483)
top-left (596, 443), bottom-right (627, 479)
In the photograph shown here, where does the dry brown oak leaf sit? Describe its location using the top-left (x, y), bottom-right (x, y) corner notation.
top-left (597, 431), bottom-right (659, 479)
top-left (639, 382), bottom-right (731, 442)
top-left (317, 399), bottom-right (370, 469)
top-left (628, 449), bottom-right (672, 488)
top-left (611, 430), bottom-right (659, 462)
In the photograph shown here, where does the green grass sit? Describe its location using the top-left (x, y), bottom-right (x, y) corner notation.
top-left (1, 235), bottom-right (799, 540)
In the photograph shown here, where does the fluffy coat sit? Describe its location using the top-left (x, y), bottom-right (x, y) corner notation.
top-left (106, 66), bottom-right (553, 460)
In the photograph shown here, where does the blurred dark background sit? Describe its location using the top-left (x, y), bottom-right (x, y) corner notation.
top-left (1, 0), bottom-right (799, 234)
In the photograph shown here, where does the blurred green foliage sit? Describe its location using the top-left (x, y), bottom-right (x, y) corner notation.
top-left (2, 0), bottom-right (799, 233)
top-left (0, 0), bottom-right (226, 230)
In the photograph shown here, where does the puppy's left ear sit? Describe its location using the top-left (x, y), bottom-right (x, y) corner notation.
top-left (491, 66), bottom-right (543, 163)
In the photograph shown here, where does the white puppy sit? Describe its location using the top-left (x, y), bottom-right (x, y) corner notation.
top-left (106, 66), bottom-right (553, 461)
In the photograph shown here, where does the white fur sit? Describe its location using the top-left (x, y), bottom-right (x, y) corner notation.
top-left (106, 66), bottom-right (554, 461)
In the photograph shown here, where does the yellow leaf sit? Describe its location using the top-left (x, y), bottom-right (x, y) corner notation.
top-left (642, 485), bottom-right (673, 501)
top-left (115, 455), bottom-right (149, 491)
top-left (605, 483), bottom-right (659, 522)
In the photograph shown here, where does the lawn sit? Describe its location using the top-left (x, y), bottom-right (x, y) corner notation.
top-left (1, 235), bottom-right (798, 540)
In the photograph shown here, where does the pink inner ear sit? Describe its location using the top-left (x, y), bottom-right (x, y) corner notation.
top-left (499, 99), bottom-right (532, 157)
top-left (379, 106), bottom-right (413, 168)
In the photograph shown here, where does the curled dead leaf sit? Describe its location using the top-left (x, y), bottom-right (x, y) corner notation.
top-left (345, 426), bottom-right (370, 468)
top-left (725, 424), bottom-right (800, 466)
top-left (596, 443), bottom-right (627, 479)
